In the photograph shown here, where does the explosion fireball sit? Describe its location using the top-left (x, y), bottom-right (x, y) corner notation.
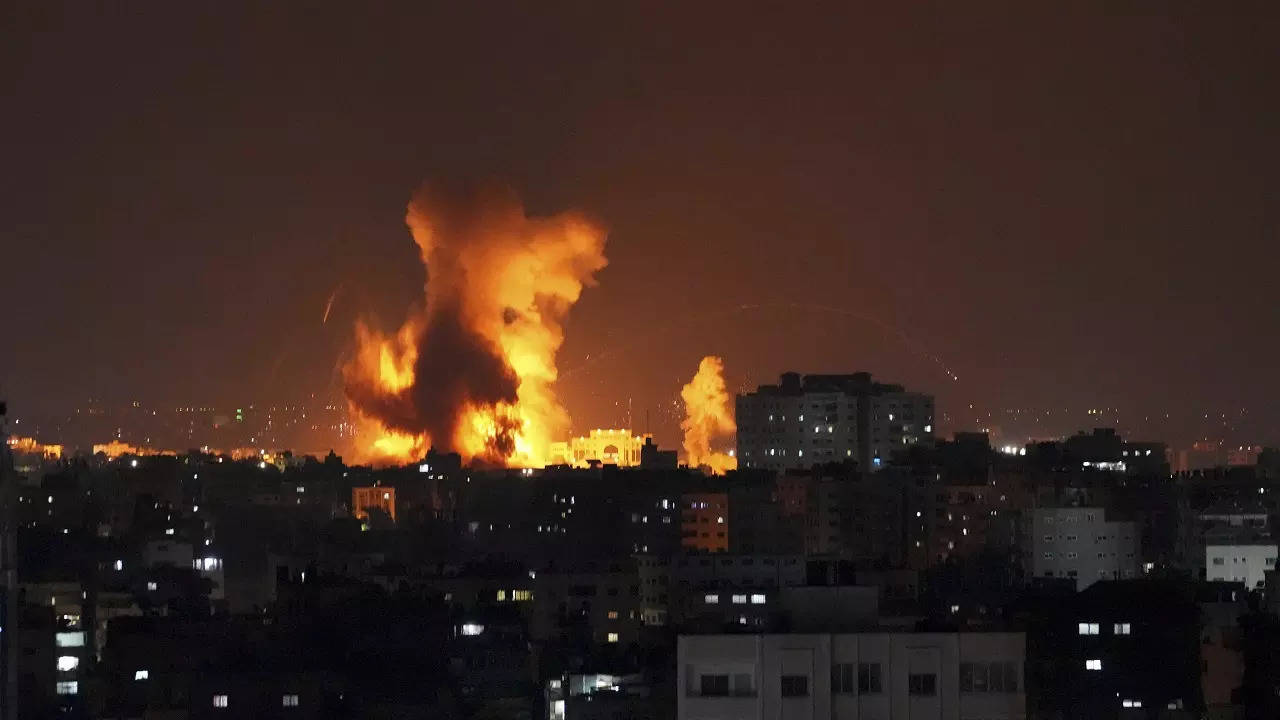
top-left (680, 355), bottom-right (738, 474)
top-left (344, 182), bottom-right (608, 466)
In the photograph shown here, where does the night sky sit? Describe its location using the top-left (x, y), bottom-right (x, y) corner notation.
top-left (4, 2), bottom-right (1278, 448)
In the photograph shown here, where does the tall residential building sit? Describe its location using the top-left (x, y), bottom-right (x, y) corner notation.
top-left (736, 372), bottom-right (934, 472)
top-left (1026, 507), bottom-right (1140, 590)
top-left (678, 632), bottom-right (1025, 720)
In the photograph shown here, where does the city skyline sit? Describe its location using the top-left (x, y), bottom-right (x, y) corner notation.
top-left (4, 3), bottom-right (1279, 456)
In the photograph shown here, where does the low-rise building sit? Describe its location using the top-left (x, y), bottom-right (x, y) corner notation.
top-left (1206, 541), bottom-right (1278, 590)
top-left (677, 631), bottom-right (1024, 720)
top-left (1026, 507), bottom-right (1140, 590)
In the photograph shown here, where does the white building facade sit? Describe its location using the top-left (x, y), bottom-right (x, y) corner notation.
top-left (678, 632), bottom-right (1025, 720)
top-left (1206, 543), bottom-right (1278, 590)
top-left (1027, 507), bottom-right (1140, 590)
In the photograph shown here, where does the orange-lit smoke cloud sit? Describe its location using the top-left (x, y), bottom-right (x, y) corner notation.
top-left (680, 356), bottom-right (737, 474)
top-left (344, 182), bottom-right (607, 466)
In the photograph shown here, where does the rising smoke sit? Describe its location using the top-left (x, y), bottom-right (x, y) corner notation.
top-left (680, 355), bottom-right (738, 474)
top-left (344, 181), bottom-right (608, 465)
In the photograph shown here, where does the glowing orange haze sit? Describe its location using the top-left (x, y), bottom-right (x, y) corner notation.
top-left (344, 185), bottom-right (608, 466)
top-left (680, 356), bottom-right (738, 474)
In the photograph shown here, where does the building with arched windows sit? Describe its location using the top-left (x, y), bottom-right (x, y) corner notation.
top-left (549, 429), bottom-right (649, 468)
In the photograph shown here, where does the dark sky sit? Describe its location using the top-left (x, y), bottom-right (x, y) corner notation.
top-left (3, 2), bottom-right (1278, 448)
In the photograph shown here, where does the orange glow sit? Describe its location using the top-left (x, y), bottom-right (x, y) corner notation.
top-left (680, 356), bottom-right (737, 474)
top-left (344, 185), bottom-right (607, 466)
top-left (91, 441), bottom-right (177, 459)
top-left (6, 436), bottom-right (62, 460)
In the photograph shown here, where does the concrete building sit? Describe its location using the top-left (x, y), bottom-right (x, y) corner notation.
top-left (736, 372), bottom-right (934, 472)
top-left (1026, 507), bottom-right (1140, 590)
top-left (546, 672), bottom-right (659, 720)
top-left (682, 493), bottom-right (729, 553)
top-left (1205, 542), bottom-right (1277, 590)
top-left (531, 562), bottom-right (642, 646)
top-left (351, 485), bottom-right (395, 524)
top-left (677, 632), bottom-right (1024, 720)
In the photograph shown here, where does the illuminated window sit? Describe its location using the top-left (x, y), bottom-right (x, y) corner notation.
top-left (282, 694), bottom-right (299, 707)
top-left (607, 610), bottom-right (619, 619)
top-left (1122, 699), bottom-right (1142, 708)
top-left (55, 632), bottom-right (85, 648)
top-left (1085, 659), bottom-right (1102, 671)
top-left (704, 594), bottom-right (720, 604)
top-left (57, 656), bottom-right (79, 672)
top-left (460, 623), bottom-right (484, 636)
top-left (512, 589), bottom-right (532, 602)
top-left (134, 669), bottom-right (149, 680)
top-left (731, 594), bottom-right (747, 604)
top-left (1078, 622), bottom-right (1100, 635)
top-left (1114, 622), bottom-right (1131, 635)
top-left (56, 681), bottom-right (78, 695)
top-left (147, 581), bottom-right (157, 591)
top-left (496, 589), bottom-right (507, 601)
top-left (213, 694), bottom-right (229, 708)
top-left (751, 594), bottom-right (766, 604)
top-left (607, 632), bottom-right (619, 643)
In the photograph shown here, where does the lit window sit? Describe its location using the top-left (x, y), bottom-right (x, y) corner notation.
top-left (1114, 622), bottom-right (1131, 635)
top-left (282, 694), bottom-right (299, 707)
top-left (512, 589), bottom-right (532, 602)
top-left (607, 610), bottom-right (619, 619)
top-left (704, 594), bottom-right (720, 604)
top-left (55, 632), bottom-right (85, 648)
top-left (607, 632), bottom-right (619, 643)
top-left (716, 516), bottom-right (724, 524)
top-left (731, 594), bottom-right (747, 604)
top-left (57, 655), bottom-right (79, 672)
top-left (1085, 659), bottom-right (1102, 671)
top-left (213, 694), bottom-right (229, 708)
top-left (1122, 699), bottom-right (1143, 708)
top-left (134, 669), bottom-right (149, 680)
top-left (751, 594), bottom-right (766, 604)
top-left (56, 681), bottom-right (78, 695)
top-left (113, 559), bottom-right (123, 571)
top-left (1078, 622), bottom-right (1100, 635)
top-left (382, 492), bottom-right (390, 500)
top-left (147, 581), bottom-right (157, 591)
top-left (496, 589), bottom-right (507, 602)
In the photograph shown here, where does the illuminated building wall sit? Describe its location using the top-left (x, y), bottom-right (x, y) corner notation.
top-left (91, 441), bottom-right (142, 459)
top-left (548, 429), bottom-right (649, 468)
top-left (5, 437), bottom-right (62, 460)
top-left (352, 486), bottom-right (396, 523)
top-left (681, 492), bottom-right (729, 553)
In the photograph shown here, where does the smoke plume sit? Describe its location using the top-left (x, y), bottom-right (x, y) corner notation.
top-left (680, 355), bottom-right (738, 474)
top-left (344, 181), bottom-right (607, 465)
